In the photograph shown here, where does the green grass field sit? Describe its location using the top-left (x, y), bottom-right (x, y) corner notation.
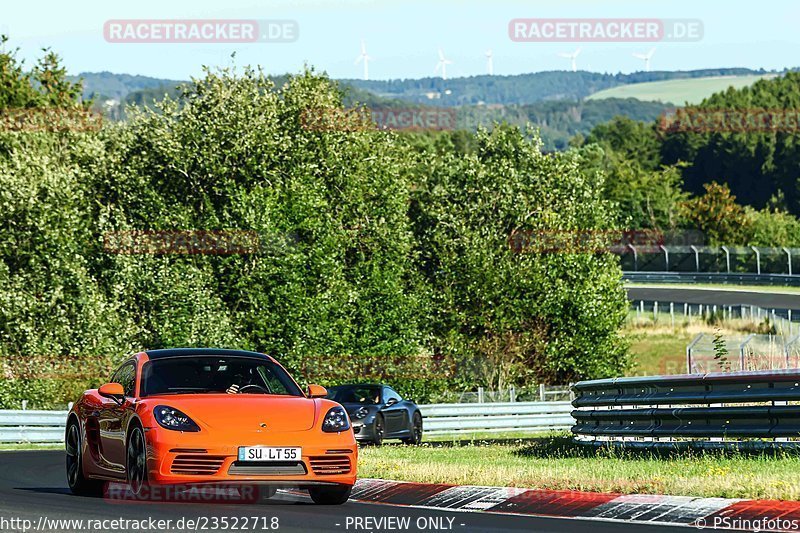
top-left (360, 435), bottom-right (800, 499)
top-left (587, 75), bottom-right (776, 105)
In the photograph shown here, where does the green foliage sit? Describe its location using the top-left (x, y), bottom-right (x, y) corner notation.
top-left (0, 55), bottom-right (631, 405)
top-left (711, 328), bottom-right (731, 372)
top-left (410, 126), bottom-right (630, 386)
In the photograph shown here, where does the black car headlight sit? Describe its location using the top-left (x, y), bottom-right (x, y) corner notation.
top-left (322, 406), bottom-right (351, 432)
top-left (154, 405), bottom-right (200, 432)
top-left (352, 406), bottom-right (369, 420)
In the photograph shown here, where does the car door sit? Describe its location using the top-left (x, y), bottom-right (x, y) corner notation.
top-left (380, 386), bottom-right (407, 436)
top-left (97, 360), bottom-right (136, 476)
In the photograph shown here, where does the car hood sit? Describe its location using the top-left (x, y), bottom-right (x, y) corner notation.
top-left (144, 394), bottom-right (317, 432)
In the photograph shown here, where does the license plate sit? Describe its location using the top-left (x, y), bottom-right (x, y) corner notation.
top-left (238, 446), bottom-right (301, 462)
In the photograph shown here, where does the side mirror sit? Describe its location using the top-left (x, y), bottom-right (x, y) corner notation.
top-left (98, 382), bottom-right (125, 403)
top-left (307, 384), bottom-right (328, 398)
top-left (385, 398), bottom-right (399, 407)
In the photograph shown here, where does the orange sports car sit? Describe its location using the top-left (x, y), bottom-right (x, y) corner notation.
top-left (65, 348), bottom-right (357, 504)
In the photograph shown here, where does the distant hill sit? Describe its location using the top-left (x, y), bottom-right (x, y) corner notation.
top-left (69, 71), bottom-right (185, 102)
top-left (586, 74), bottom-right (778, 105)
top-left (341, 68), bottom-right (774, 107)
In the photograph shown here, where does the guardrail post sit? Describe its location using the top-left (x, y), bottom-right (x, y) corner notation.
top-left (21, 400), bottom-right (27, 411)
top-left (740, 333), bottom-right (754, 371)
top-left (509, 386), bottom-right (516, 403)
top-left (539, 383), bottom-right (546, 402)
top-left (690, 245), bottom-right (700, 272)
top-left (628, 244), bottom-right (638, 271)
top-left (477, 387), bottom-right (484, 404)
top-left (721, 245), bottom-right (730, 273)
top-left (660, 245), bottom-right (669, 272)
top-left (684, 303), bottom-right (688, 317)
top-left (752, 246), bottom-right (761, 275)
top-left (687, 333), bottom-right (704, 373)
top-left (654, 301), bottom-right (658, 322)
top-left (784, 247), bottom-right (792, 276)
top-left (68, 402), bottom-right (73, 410)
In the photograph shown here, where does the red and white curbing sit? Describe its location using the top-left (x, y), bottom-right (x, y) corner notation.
top-left (350, 479), bottom-right (800, 530)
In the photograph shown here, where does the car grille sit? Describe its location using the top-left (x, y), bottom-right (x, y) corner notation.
top-left (308, 455), bottom-right (351, 475)
top-left (228, 461), bottom-right (307, 476)
top-left (170, 454), bottom-right (226, 475)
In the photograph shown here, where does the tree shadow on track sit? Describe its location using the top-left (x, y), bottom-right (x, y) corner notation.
top-left (511, 435), bottom-right (800, 461)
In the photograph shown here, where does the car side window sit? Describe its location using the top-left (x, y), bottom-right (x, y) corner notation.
top-left (384, 387), bottom-right (402, 404)
top-left (113, 362), bottom-right (136, 397)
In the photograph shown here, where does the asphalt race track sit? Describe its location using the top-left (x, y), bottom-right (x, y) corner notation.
top-left (626, 286), bottom-right (800, 310)
top-left (0, 451), bottom-right (686, 533)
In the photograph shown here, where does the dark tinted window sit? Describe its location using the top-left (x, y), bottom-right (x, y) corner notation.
top-left (384, 386), bottom-right (402, 404)
top-left (112, 362), bottom-right (136, 397)
top-left (140, 356), bottom-right (303, 397)
top-left (328, 385), bottom-right (382, 405)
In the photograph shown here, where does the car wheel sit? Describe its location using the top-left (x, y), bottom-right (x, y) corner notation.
top-left (65, 420), bottom-right (103, 496)
top-left (308, 485), bottom-right (352, 505)
top-left (371, 414), bottom-right (385, 446)
top-left (402, 411), bottom-right (423, 445)
top-left (126, 425), bottom-right (148, 496)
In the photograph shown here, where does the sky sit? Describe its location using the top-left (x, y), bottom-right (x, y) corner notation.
top-left (2, 0), bottom-right (799, 81)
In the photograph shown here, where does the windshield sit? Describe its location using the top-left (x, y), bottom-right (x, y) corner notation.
top-left (327, 385), bottom-right (381, 405)
top-left (141, 356), bottom-right (303, 397)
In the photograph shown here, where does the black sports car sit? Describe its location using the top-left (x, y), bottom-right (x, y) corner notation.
top-left (326, 384), bottom-right (423, 445)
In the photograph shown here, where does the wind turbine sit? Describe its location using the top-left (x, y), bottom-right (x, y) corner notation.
top-left (434, 48), bottom-right (453, 80)
top-left (632, 48), bottom-right (656, 72)
top-left (355, 40), bottom-right (372, 80)
top-left (558, 48), bottom-right (581, 72)
top-left (485, 48), bottom-right (494, 76)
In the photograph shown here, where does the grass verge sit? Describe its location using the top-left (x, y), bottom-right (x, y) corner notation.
top-left (358, 433), bottom-right (800, 500)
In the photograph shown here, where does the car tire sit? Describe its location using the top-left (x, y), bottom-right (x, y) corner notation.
top-left (65, 420), bottom-right (103, 497)
top-left (308, 485), bottom-right (352, 505)
top-left (126, 425), bottom-right (149, 496)
top-left (371, 414), bottom-right (385, 446)
top-left (402, 411), bottom-right (423, 445)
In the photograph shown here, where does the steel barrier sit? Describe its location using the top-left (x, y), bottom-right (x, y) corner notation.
top-left (623, 272), bottom-right (800, 286)
top-left (0, 402), bottom-right (575, 443)
top-left (571, 370), bottom-right (800, 447)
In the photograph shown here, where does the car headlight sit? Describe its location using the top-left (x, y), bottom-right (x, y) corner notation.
top-left (322, 406), bottom-right (351, 432)
top-left (154, 405), bottom-right (200, 432)
top-left (352, 406), bottom-right (369, 420)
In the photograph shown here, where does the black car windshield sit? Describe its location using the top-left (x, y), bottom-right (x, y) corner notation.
top-left (328, 385), bottom-right (381, 405)
top-left (141, 356), bottom-right (303, 397)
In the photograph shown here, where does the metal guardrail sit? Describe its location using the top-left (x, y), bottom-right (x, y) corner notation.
top-left (419, 401), bottom-right (574, 435)
top-left (0, 402), bottom-right (576, 443)
top-left (571, 370), bottom-right (800, 447)
top-left (0, 410), bottom-right (68, 443)
top-left (624, 272), bottom-right (800, 286)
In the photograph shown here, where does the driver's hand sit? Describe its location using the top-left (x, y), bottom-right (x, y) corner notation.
top-left (226, 384), bottom-right (240, 394)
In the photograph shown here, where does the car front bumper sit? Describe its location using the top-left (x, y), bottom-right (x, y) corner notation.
top-left (143, 426), bottom-right (358, 488)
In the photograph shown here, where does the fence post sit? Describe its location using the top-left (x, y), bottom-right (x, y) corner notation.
top-left (721, 245), bottom-right (731, 273)
top-left (654, 301), bottom-right (658, 322)
top-left (784, 247), bottom-right (792, 276)
top-left (670, 302), bottom-right (674, 327)
top-left (477, 387), bottom-right (484, 404)
top-left (539, 383), bottom-right (546, 402)
top-left (752, 246), bottom-right (761, 275)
